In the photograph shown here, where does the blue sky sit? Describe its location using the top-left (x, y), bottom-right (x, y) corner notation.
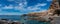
top-left (0, 0), bottom-right (52, 15)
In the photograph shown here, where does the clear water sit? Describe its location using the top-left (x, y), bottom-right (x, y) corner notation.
top-left (26, 20), bottom-right (51, 24)
top-left (0, 15), bottom-right (20, 21)
top-left (20, 16), bottom-right (51, 24)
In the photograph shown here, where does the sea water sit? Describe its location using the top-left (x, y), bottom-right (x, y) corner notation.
top-left (0, 15), bottom-right (20, 21)
top-left (20, 16), bottom-right (51, 24)
top-left (25, 20), bottom-right (51, 24)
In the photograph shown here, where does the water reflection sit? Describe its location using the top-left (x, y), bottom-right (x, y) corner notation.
top-left (20, 16), bottom-right (51, 24)
top-left (26, 20), bottom-right (51, 24)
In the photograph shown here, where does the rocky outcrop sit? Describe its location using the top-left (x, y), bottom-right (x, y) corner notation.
top-left (21, 0), bottom-right (60, 24)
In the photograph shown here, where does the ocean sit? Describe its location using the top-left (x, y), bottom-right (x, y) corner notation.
top-left (0, 15), bottom-right (20, 21)
top-left (26, 20), bottom-right (51, 24)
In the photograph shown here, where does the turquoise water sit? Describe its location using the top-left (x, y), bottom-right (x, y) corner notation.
top-left (0, 15), bottom-right (50, 24)
top-left (26, 20), bottom-right (50, 24)
top-left (20, 16), bottom-right (51, 24)
top-left (0, 15), bottom-right (20, 21)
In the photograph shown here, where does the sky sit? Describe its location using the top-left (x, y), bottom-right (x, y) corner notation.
top-left (0, 0), bottom-right (52, 15)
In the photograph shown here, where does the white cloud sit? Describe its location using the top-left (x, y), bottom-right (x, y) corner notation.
top-left (0, 0), bottom-right (48, 15)
top-left (14, 2), bottom-right (27, 10)
top-left (36, 3), bottom-right (47, 6)
top-left (14, 1), bottom-right (27, 10)
top-left (2, 5), bottom-right (13, 9)
top-left (0, 4), bottom-right (2, 6)
top-left (1, 2), bottom-right (47, 13)
top-left (27, 7), bottom-right (35, 10)
top-left (47, 0), bottom-right (52, 2)
top-left (28, 7), bottom-right (40, 10)
top-left (1, 0), bottom-right (27, 11)
top-left (19, 3), bottom-right (23, 6)
top-left (27, 3), bottom-right (47, 11)
top-left (26, 3), bottom-right (48, 12)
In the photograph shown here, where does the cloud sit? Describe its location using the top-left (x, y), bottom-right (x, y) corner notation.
top-left (26, 3), bottom-right (47, 12)
top-left (47, 0), bottom-right (52, 2)
top-left (2, 5), bottom-right (13, 9)
top-left (0, 4), bottom-right (2, 6)
top-left (19, 3), bottom-right (23, 6)
top-left (14, 2), bottom-right (27, 10)
top-left (36, 3), bottom-right (47, 6)
top-left (2, 0), bottom-right (27, 9)
top-left (16, 3), bottom-right (47, 13)
top-left (27, 6), bottom-right (38, 10)
top-left (1, 0), bottom-right (47, 11)
top-left (0, 0), bottom-right (48, 15)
